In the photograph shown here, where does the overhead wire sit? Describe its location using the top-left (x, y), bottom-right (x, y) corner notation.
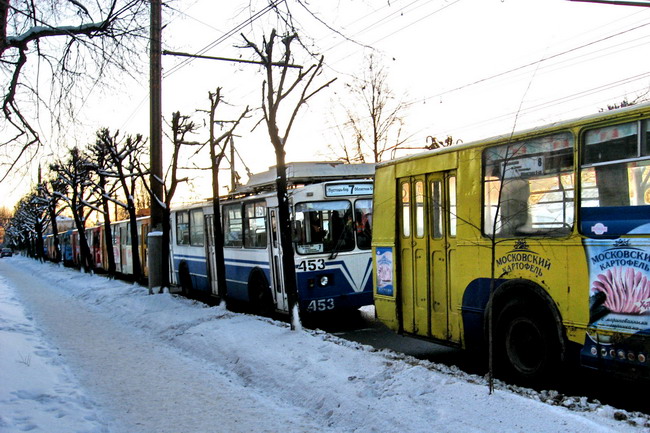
top-left (163, 0), bottom-right (286, 78)
top-left (120, 0), bottom-right (650, 159)
top-left (403, 20), bottom-right (650, 110)
top-left (406, 71), bottom-right (650, 147)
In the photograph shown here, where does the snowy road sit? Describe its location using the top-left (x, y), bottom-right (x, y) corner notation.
top-left (1, 260), bottom-right (326, 433)
top-left (2, 256), bottom-right (650, 433)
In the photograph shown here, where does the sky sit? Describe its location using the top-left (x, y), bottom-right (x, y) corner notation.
top-left (2, 0), bottom-right (650, 208)
top-left (2, 254), bottom-right (650, 432)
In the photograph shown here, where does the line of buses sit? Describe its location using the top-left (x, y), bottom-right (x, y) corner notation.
top-left (45, 161), bottom-right (376, 316)
top-left (42, 103), bottom-right (650, 384)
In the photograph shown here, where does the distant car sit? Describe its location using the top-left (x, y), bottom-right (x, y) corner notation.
top-left (1, 248), bottom-right (12, 257)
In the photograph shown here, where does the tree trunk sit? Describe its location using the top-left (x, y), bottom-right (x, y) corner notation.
top-left (127, 200), bottom-right (142, 282)
top-left (48, 206), bottom-right (61, 263)
top-left (102, 207), bottom-right (116, 276)
top-left (35, 220), bottom-right (44, 261)
top-left (73, 213), bottom-right (93, 273)
top-left (273, 148), bottom-right (299, 324)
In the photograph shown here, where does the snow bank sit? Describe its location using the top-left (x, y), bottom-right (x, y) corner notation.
top-left (2, 256), bottom-right (650, 432)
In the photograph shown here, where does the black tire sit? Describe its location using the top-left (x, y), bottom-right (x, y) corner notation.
top-left (178, 261), bottom-right (193, 297)
top-left (494, 299), bottom-right (562, 385)
top-left (248, 274), bottom-right (274, 317)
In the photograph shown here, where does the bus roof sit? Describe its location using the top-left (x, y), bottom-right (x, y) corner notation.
top-left (378, 102), bottom-right (650, 168)
top-left (234, 161), bottom-right (375, 194)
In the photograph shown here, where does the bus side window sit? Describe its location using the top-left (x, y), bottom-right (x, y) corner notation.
top-left (223, 204), bottom-right (243, 247)
top-left (190, 209), bottom-right (204, 246)
top-left (354, 199), bottom-right (372, 250)
top-left (176, 211), bottom-right (189, 245)
top-left (244, 201), bottom-right (267, 249)
top-left (580, 120), bottom-right (650, 236)
top-left (483, 132), bottom-right (574, 237)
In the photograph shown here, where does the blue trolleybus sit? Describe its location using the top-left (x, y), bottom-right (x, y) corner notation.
top-left (170, 162), bottom-right (375, 315)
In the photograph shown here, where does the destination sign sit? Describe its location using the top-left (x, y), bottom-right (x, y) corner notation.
top-left (325, 183), bottom-right (374, 197)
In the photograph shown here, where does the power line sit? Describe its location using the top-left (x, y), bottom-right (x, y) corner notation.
top-left (163, 0), bottom-right (286, 78)
top-left (407, 72), bottom-right (650, 146)
top-left (406, 20), bottom-right (650, 109)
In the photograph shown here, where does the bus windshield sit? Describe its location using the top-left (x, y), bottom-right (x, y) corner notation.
top-left (295, 201), bottom-right (355, 254)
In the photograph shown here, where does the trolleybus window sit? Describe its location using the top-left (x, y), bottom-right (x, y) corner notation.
top-left (244, 201), bottom-right (267, 249)
top-left (431, 180), bottom-right (443, 239)
top-left (295, 200), bottom-right (354, 254)
top-left (176, 211), bottom-right (189, 245)
top-left (580, 120), bottom-right (650, 236)
top-left (223, 204), bottom-right (243, 247)
top-left (401, 182), bottom-right (411, 238)
top-left (483, 132), bottom-right (574, 237)
top-left (354, 199), bottom-right (373, 250)
top-left (175, 209), bottom-right (204, 246)
top-left (190, 209), bottom-right (204, 246)
top-left (449, 175), bottom-right (457, 237)
top-left (429, 175), bottom-right (456, 238)
top-left (415, 180), bottom-right (425, 238)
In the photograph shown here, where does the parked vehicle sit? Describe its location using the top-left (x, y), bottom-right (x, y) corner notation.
top-left (170, 161), bottom-right (375, 315)
top-left (372, 102), bottom-right (650, 384)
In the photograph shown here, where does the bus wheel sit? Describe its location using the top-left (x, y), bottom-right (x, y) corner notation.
top-left (178, 261), bottom-right (193, 297)
top-left (495, 299), bottom-right (561, 385)
top-left (249, 274), bottom-right (273, 317)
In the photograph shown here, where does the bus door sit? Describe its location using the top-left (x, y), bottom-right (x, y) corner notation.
top-left (399, 172), bottom-right (455, 341)
top-left (204, 214), bottom-right (220, 297)
top-left (399, 176), bottom-right (429, 335)
top-left (268, 208), bottom-right (288, 311)
top-left (428, 173), bottom-right (456, 342)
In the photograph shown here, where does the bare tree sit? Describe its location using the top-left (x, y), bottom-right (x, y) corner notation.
top-left (149, 110), bottom-right (200, 292)
top-left (244, 29), bottom-right (336, 328)
top-left (93, 128), bottom-right (147, 281)
top-left (87, 130), bottom-right (120, 275)
top-left (0, 0), bottom-right (149, 180)
top-left (50, 147), bottom-right (96, 272)
top-left (329, 54), bottom-right (408, 163)
top-left (6, 189), bottom-right (47, 257)
top-left (38, 174), bottom-right (66, 262)
top-left (203, 89), bottom-right (249, 300)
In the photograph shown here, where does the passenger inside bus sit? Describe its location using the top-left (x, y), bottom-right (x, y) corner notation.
top-left (500, 178), bottom-right (533, 236)
top-left (310, 214), bottom-right (326, 242)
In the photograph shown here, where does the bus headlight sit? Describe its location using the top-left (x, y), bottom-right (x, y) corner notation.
top-left (319, 276), bottom-right (329, 287)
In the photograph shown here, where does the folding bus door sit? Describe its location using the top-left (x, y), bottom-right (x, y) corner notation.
top-left (204, 214), bottom-right (220, 297)
top-left (427, 172), bottom-right (456, 342)
top-left (399, 176), bottom-right (429, 336)
top-left (268, 208), bottom-right (288, 312)
top-left (399, 172), bottom-right (455, 342)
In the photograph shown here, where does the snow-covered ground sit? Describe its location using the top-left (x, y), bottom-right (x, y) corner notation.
top-left (1, 255), bottom-right (649, 433)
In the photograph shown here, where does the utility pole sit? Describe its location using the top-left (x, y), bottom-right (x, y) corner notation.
top-left (148, 0), bottom-right (164, 291)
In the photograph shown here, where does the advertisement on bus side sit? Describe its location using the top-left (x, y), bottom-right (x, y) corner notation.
top-left (585, 236), bottom-right (650, 340)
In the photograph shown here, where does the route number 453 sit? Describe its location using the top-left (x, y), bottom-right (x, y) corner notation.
top-left (297, 258), bottom-right (325, 271)
top-left (307, 298), bottom-right (335, 312)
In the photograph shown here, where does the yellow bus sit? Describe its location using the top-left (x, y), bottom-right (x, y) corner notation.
top-left (372, 103), bottom-right (650, 384)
